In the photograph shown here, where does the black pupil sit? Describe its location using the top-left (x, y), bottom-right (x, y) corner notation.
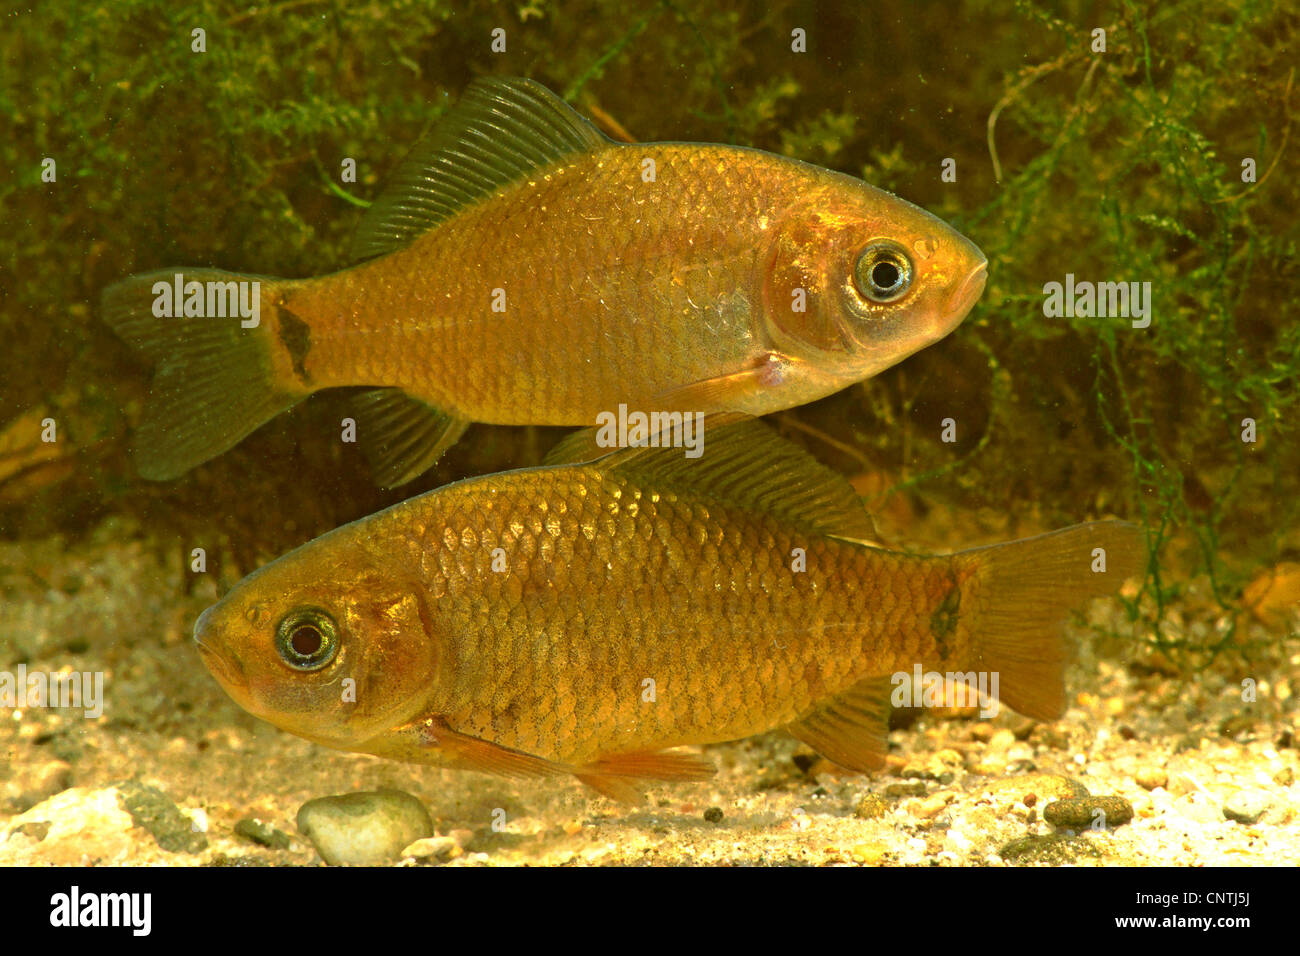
top-left (872, 260), bottom-right (901, 290)
top-left (290, 625), bottom-right (323, 658)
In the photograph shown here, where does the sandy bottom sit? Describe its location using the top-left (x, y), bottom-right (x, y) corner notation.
top-left (1, 519), bottom-right (1296, 866)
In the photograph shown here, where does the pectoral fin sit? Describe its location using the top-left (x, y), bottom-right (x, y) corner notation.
top-left (372, 716), bottom-right (569, 779)
top-left (575, 750), bottom-right (716, 803)
top-left (652, 352), bottom-right (803, 414)
top-left (367, 717), bottom-right (713, 803)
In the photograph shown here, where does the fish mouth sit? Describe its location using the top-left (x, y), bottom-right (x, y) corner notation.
top-left (193, 606), bottom-right (243, 686)
top-left (944, 260), bottom-right (988, 321)
top-left (192, 605), bottom-right (219, 657)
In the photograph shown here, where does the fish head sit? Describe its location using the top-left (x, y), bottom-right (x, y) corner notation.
top-left (762, 171), bottom-right (987, 379)
top-left (192, 533), bottom-right (438, 750)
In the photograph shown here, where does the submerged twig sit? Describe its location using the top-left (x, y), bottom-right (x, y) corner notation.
top-left (987, 56), bottom-right (1068, 183)
top-left (777, 416), bottom-right (872, 471)
top-left (1212, 67), bottom-right (1293, 204)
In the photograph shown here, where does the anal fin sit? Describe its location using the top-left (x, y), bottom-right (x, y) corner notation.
top-left (785, 675), bottom-right (894, 773)
top-left (542, 425), bottom-right (609, 467)
top-left (353, 387), bottom-right (468, 487)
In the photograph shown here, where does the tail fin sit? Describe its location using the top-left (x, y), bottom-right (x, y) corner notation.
top-left (101, 269), bottom-right (305, 480)
top-left (962, 520), bottom-right (1145, 721)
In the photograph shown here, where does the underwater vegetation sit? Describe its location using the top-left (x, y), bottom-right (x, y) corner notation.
top-left (1, 0), bottom-right (1297, 684)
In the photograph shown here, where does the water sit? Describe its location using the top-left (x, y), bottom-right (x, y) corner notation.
top-left (1, 0), bottom-right (1295, 884)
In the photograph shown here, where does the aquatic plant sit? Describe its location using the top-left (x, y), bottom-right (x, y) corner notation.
top-left (1, 0), bottom-right (1294, 667)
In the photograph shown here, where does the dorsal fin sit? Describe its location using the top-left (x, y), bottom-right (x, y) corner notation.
top-left (578, 414), bottom-right (879, 542)
top-left (349, 77), bottom-right (610, 262)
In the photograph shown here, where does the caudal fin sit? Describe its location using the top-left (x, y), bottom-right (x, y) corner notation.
top-left (101, 269), bottom-right (304, 480)
top-left (962, 520), bottom-right (1145, 721)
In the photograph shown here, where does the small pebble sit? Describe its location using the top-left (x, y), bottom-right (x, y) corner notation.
top-left (1044, 795), bottom-right (1134, 830)
top-left (1223, 789), bottom-right (1273, 825)
top-left (296, 788), bottom-right (433, 866)
top-left (916, 793), bottom-right (953, 819)
top-left (234, 817), bottom-right (292, 850)
top-left (402, 836), bottom-right (460, 861)
top-left (1135, 767), bottom-right (1168, 791)
top-left (934, 749), bottom-right (964, 768)
top-left (1175, 792), bottom-right (1225, 825)
top-left (1010, 718), bottom-right (1037, 740)
top-left (850, 842), bottom-right (887, 865)
top-left (1000, 833), bottom-right (1102, 863)
top-left (985, 772), bottom-right (1088, 803)
top-left (1031, 726), bottom-right (1071, 749)
top-left (1, 787), bottom-right (140, 864)
top-left (987, 729), bottom-right (1016, 752)
top-left (1219, 714), bottom-right (1254, 740)
top-left (7, 821), bottom-right (51, 843)
top-left (854, 794), bottom-right (888, 820)
top-left (703, 807), bottom-right (724, 823)
top-left (884, 781), bottom-right (926, 798)
top-left (116, 781), bottom-right (207, 854)
top-left (2, 760), bottom-right (72, 813)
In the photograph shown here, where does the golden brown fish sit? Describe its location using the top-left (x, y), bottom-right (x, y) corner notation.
top-left (103, 77), bottom-right (987, 486)
top-left (193, 418), bottom-right (1141, 801)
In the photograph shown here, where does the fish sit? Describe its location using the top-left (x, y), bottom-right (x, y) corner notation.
top-left (192, 417), bottom-right (1142, 801)
top-left (102, 77), bottom-right (988, 487)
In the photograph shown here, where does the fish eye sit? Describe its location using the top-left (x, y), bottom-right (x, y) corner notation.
top-left (854, 242), bottom-right (914, 303)
top-left (274, 608), bottom-right (339, 671)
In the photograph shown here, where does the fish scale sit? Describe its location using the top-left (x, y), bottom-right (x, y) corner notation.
top-left (103, 78), bottom-right (987, 488)
top-left (194, 417), bottom-right (1144, 799)
top-left (292, 147), bottom-right (774, 418)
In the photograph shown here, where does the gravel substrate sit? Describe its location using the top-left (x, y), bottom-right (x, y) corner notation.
top-left (1, 520), bottom-right (1295, 866)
